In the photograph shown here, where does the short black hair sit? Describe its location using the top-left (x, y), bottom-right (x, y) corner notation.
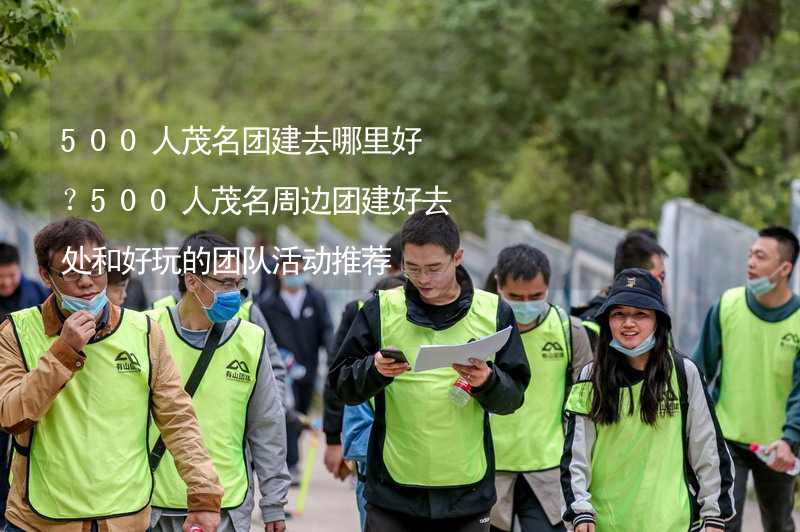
top-left (483, 266), bottom-right (498, 294)
top-left (495, 244), bottom-right (551, 287)
top-left (385, 232), bottom-right (402, 271)
top-left (177, 231), bottom-right (239, 293)
top-left (627, 227), bottom-right (658, 241)
top-left (372, 274), bottom-right (405, 292)
top-left (107, 267), bottom-right (130, 286)
top-left (400, 210), bottom-right (460, 256)
top-left (34, 217), bottom-right (106, 269)
top-left (0, 243), bottom-right (20, 266)
top-left (613, 233), bottom-right (666, 276)
top-left (759, 226), bottom-right (800, 272)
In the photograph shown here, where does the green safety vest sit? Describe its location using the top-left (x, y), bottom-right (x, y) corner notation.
top-left (716, 286), bottom-right (800, 444)
top-left (491, 305), bottom-right (571, 471)
top-left (10, 306), bottom-right (153, 520)
top-left (378, 286), bottom-right (498, 487)
top-left (147, 308), bottom-right (264, 509)
top-left (152, 294), bottom-right (178, 309)
top-left (237, 299), bottom-right (253, 321)
top-left (564, 358), bottom-right (692, 532)
top-left (582, 319), bottom-right (600, 336)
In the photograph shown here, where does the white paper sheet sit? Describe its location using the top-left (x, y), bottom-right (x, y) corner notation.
top-left (413, 326), bottom-right (513, 372)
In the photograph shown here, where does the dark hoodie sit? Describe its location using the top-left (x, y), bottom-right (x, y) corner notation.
top-left (327, 265), bottom-right (530, 519)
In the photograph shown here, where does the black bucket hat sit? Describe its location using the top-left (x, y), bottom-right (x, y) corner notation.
top-left (596, 268), bottom-right (671, 329)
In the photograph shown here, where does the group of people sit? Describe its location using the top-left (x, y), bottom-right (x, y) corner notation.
top-left (0, 209), bottom-right (797, 532)
top-left (324, 211), bottom-right (800, 532)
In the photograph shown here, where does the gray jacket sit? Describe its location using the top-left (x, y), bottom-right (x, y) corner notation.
top-left (151, 306), bottom-right (290, 532)
top-left (560, 357), bottom-right (735, 530)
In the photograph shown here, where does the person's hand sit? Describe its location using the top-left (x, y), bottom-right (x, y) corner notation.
top-left (452, 358), bottom-right (492, 388)
top-left (265, 520), bottom-right (286, 532)
top-left (766, 439), bottom-right (796, 473)
top-left (60, 310), bottom-right (96, 352)
top-left (183, 511), bottom-right (220, 532)
top-left (324, 444), bottom-right (347, 480)
top-left (705, 527), bottom-right (723, 532)
top-left (575, 523), bottom-right (595, 532)
top-left (374, 349), bottom-right (410, 378)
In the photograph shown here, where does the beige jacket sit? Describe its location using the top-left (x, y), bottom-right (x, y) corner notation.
top-left (0, 296), bottom-right (223, 531)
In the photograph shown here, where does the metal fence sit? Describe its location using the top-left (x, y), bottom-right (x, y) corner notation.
top-left (484, 207), bottom-right (571, 307)
top-left (660, 199), bottom-right (757, 353)
top-left (568, 213), bottom-right (626, 309)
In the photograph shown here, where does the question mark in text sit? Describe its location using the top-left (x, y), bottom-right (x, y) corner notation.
top-left (64, 188), bottom-right (76, 211)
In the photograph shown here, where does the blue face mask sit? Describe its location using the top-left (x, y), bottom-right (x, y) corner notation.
top-left (195, 279), bottom-right (242, 323)
top-left (746, 275), bottom-right (777, 296)
top-left (610, 332), bottom-right (656, 358)
top-left (282, 274), bottom-right (306, 289)
top-left (506, 298), bottom-right (549, 325)
top-left (51, 280), bottom-right (108, 316)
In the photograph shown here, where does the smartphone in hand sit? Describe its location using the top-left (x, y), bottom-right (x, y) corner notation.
top-left (380, 348), bottom-right (409, 365)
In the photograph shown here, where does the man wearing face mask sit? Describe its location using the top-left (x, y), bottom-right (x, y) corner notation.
top-left (694, 226), bottom-right (800, 532)
top-left (328, 210), bottom-right (530, 532)
top-left (487, 245), bottom-right (592, 532)
top-left (258, 257), bottom-right (333, 481)
top-left (147, 231), bottom-right (289, 532)
top-left (0, 217), bottom-right (223, 531)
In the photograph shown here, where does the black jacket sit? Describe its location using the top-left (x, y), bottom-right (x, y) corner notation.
top-left (257, 283), bottom-right (333, 385)
top-left (323, 299), bottom-right (360, 444)
top-left (327, 266), bottom-right (530, 519)
top-left (570, 287), bottom-right (608, 351)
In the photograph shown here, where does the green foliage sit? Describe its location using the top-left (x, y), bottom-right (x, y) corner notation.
top-left (1, 0), bottom-right (799, 241)
top-left (0, 0), bottom-right (75, 95)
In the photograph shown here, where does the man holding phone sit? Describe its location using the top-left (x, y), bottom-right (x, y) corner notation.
top-left (328, 210), bottom-right (530, 532)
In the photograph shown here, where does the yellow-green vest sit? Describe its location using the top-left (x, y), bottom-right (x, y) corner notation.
top-left (565, 359), bottom-right (691, 531)
top-left (10, 306), bottom-right (153, 520)
top-left (491, 305), bottom-right (571, 471)
top-left (378, 286), bottom-right (497, 487)
top-left (716, 286), bottom-right (800, 443)
top-left (152, 294), bottom-right (178, 310)
top-left (147, 308), bottom-right (264, 509)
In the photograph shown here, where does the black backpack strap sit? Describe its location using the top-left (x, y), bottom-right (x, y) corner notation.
top-left (149, 321), bottom-right (225, 471)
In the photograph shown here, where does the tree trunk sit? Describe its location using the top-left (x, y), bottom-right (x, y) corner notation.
top-left (688, 0), bottom-right (781, 206)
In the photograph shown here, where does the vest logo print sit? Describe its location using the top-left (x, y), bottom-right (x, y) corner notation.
top-left (226, 360), bottom-right (251, 383)
top-left (780, 333), bottom-right (800, 350)
top-left (542, 341), bottom-right (565, 359)
top-left (658, 389), bottom-right (680, 417)
top-left (115, 351), bottom-right (141, 373)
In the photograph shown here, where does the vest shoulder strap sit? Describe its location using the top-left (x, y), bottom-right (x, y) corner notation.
top-left (555, 305), bottom-right (572, 363)
top-left (149, 321), bottom-right (225, 471)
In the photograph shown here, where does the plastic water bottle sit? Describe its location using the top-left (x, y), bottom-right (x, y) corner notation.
top-left (449, 376), bottom-right (472, 407)
top-left (749, 443), bottom-right (800, 475)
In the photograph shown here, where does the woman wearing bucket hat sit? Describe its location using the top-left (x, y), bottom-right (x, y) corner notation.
top-left (560, 268), bottom-right (735, 531)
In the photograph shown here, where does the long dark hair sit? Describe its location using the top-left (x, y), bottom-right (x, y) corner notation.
top-left (589, 312), bottom-right (675, 426)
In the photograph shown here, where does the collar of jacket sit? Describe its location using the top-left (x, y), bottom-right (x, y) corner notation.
top-left (403, 264), bottom-right (474, 331)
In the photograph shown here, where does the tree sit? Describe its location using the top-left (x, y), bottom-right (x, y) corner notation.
top-left (0, 0), bottom-right (76, 147)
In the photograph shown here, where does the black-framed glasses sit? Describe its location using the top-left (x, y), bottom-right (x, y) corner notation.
top-left (402, 257), bottom-right (454, 279)
top-left (49, 265), bottom-right (106, 283)
top-left (204, 274), bottom-right (248, 292)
